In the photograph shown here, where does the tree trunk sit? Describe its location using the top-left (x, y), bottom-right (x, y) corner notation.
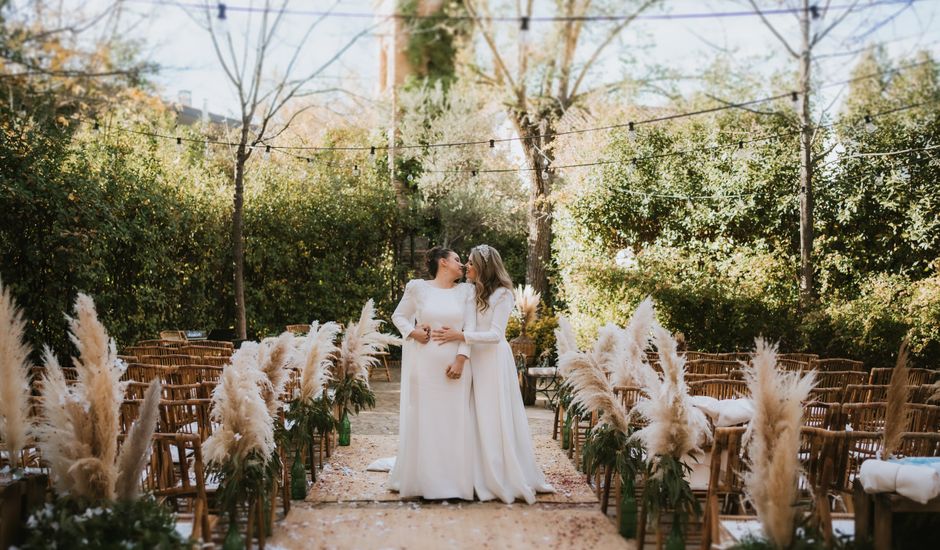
top-left (233, 133), bottom-right (249, 341)
top-left (798, 1), bottom-right (815, 307)
top-left (515, 114), bottom-right (553, 298)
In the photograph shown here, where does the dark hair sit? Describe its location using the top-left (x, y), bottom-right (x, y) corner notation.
top-left (426, 246), bottom-right (454, 278)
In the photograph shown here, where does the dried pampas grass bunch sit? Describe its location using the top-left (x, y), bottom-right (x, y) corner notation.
top-left (513, 285), bottom-right (541, 330)
top-left (338, 299), bottom-right (400, 385)
top-left (883, 337), bottom-right (910, 459)
top-left (258, 331), bottom-right (295, 416)
top-left (203, 344), bottom-right (275, 465)
top-left (557, 319), bottom-right (630, 435)
top-left (298, 321), bottom-right (341, 403)
top-left (114, 380), bottom-right (161, 501)
top-left (742, 338), bottom-right (815, 549)
top-left (613, 297), bottom-right (655, 388)
top-left (0, 281), bottom-right (34, 470)
top-left (554, 315), bottom-right (579, 356)
top-left (632, 323), bottom-right (709, 460)
top-left (36, 293), bottom-right (128, 501)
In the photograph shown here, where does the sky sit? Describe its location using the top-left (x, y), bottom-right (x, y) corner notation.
top-left (78, 1), bottom-right (940, 122)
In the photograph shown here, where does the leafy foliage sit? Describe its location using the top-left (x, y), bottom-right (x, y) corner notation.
top-left (22, 494), bottom-right (187, 549)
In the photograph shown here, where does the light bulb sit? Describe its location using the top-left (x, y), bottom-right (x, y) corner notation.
top-left (733, 141), bottom-right (749, 160)
top-left (864, 115), bottom-right (876, 134)
top-left (519, 16), bottom-right (529, 48)
top-left (353, 164), bottom-right (360, 176)
top-left (216, 3), bottom-right (229, 35)
top-left (263, 145), bottom-right (271, 161)
top-left (791, 91), bottom-right (800, 114)
top-left (489, 139), bottom-right (496, 156)
top-left (370, 146), bottom-right (376, 158)
top-left (627, 122), bottom-right (636, 142)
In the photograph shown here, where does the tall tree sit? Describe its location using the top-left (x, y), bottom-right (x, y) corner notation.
top-left (747, 0), bottom-right (866, 307)
top-left (465, 0), bottom-right (659, 298)
top-left (199, 1), bottom-right (374, 339)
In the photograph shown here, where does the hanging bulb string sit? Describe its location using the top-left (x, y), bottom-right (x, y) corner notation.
top-left (68, 58), bottom-right (932, 155)
top-left (228, 58), bottom-right (937, 153)
top-left (127, 0), bottom-right (927, 23)
top-left (420, 98), bottom-right (938, 175)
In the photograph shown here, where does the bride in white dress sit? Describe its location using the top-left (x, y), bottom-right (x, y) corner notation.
top-left (388, 247), bottom-right (476, 500)
top-left (433, 244), bottom-right (553, 504)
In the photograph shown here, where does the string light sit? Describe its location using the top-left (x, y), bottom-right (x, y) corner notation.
top-left (93, 120), bottom-right (100, 132)
top-left (791, 91), bottom-right (801, 113)
top-left (127, 0), bottom-right (926, 23)
top-left (733, 141), bottom-right (749, 160)
top-left (263, 145), bottom-right (271, 160)
top-left (471, 169), bottom-right (478, 177)
top-left (864, 114), bottom-right (877, 133)
top-left (216, 3), bottom-right (229, 33)
top-left (810, 5), bottom-right (821, 19)
top-left (627, 122), bottom-right (636, 142)
top-left (353, 164), bottom-right (360, 176)
top-left (370, 145), bottom-right (376, 157)
top-left (489, 139), bottom-right (496, 155)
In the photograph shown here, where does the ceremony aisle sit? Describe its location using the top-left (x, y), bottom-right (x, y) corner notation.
top-left (267, 368), bottom-right (631, 549)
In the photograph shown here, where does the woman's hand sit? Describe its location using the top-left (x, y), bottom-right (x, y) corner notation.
top-left (432, 326), bottom-right (464, 344)
top-left (445, 356), bottom-right (466, 380)
top-left (410, 324), bottom-right (431, 344)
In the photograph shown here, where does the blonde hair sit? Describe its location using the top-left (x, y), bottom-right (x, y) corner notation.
top-left (468, 245), bottom-right (513, 311)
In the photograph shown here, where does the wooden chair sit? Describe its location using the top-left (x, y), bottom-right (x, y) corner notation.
top-left (688, 379), bottom-right (748, 400)
top-left (176, 365), bottom-right (225, 385)
top-left (138, 354), bottom-right (199, 367)
top-left (700, 426), bottom-right (749, 550)
top-left (286, 324), bottom-right (310, 335)
top-left (369, 351), bottom-right (393, 382)
top-left (159, 330), bottom-right (187, 342)
top-left (868, 367), bottom-right (939, 386)
top-left (685, 359), bottom-right (739, 377)
top-left (779, 353), bottom-right (819, 363)
top-left (179, 345), bottom-right (231, 359)
top-left (844, 384), bottom-right (927, 403)
top-left (810, 358), bottom-right (864, 372)
top-left (817, 370), bottom-right (868, 388)
top-left (143, 433), bottom-right (211, 542)
top-left (808, 386), bottom-right (844, 402)
top-left (196, 340), bottom-right (234, 350)
top-left (685, 351), bottom-right (718, 361)
top-left (159, 399), bottom-right (213, 441)
top-left (777, 358), bottom-right (809, 372)
top-left (715, 352), bottom-right (753, 362)
top-left (804, 402), bottom-right (843, 430)
top-left (123, 364), bottom-right (180, 384)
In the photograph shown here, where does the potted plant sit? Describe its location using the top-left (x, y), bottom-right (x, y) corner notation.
top-left (334, 300), bottom-right (399, 446)
top-left (282, 321), bottom-right (340, 498)
top-left (510, 285), bottom-right (540, 366)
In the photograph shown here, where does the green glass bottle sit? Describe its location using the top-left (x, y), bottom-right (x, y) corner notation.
top-left (222, 517), bottom-right (243, 550)
top-left (338, 411), bottom-right (351, 446)
top-left (619, 474), bottom-right (638, 539)
top-left (290, 449), bottom-right (307, 500)
top-left (664, 515), bottom-right (684, 550)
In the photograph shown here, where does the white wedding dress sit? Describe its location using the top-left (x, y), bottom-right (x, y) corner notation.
top-left (464, 287), bottom-right (553, 504)
top-left (387, 279), bottom-right (476, 500)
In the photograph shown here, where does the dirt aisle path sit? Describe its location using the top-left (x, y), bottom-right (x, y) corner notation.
top-left (268, 368), bottom-right (632, 550)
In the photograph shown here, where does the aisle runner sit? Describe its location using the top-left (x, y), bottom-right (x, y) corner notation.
top-left (307, 434), bottom-right (598, 504)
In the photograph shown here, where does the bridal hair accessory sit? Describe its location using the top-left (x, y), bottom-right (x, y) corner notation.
top-left (474, 244), bottom-right (494, 263)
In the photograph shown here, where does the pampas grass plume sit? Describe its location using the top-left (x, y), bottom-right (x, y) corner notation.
top-left (615, 297), bottom-right (655, 387)
top-left (632, 322), bottom-right (709, 459)
top-left (36, 294), bottom-right (127, 501)
top-left (554, 316), bottom-right (579, 357)
top-left (339, 299), bottom-right (400, 385)
top-left (299, 321), bottom-right (340, 403)
top-left (513, 285), bottom-right (541, 328)
top-left (115, 380), bottom-right (161, 501)
top-left (203, 345), bottom-right (275, 465)
top-left (258, 331), bottom-right (295, 416)
top-left (0, 281), bottom-right (34, 470)
top-left (883, 337), bottom-right (910, 458)
top-left (743, 338), bottom-right (815, 548)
